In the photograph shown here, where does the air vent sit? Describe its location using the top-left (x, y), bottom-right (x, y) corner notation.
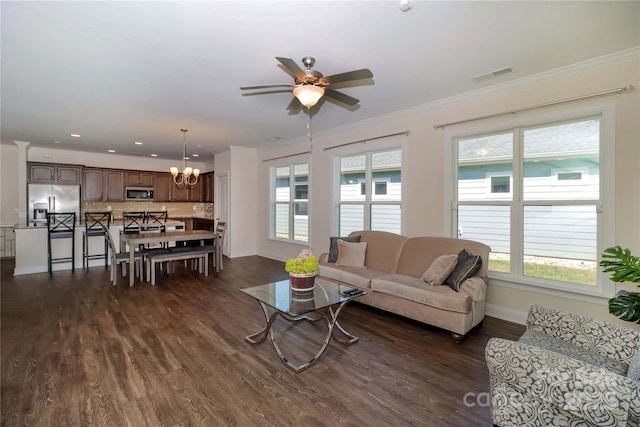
top-left (472, 67), bottom-right (514, 82)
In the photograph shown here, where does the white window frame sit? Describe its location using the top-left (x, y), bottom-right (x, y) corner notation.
top-left (268, 155), bottom-right (311, 246)
top-left (445, 100), bottom-right (616, 303)
top-left (332, 136), bottom-right (407, 236)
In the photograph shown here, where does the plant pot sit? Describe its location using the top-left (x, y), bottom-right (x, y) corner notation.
top-left (289, 272), bottom-right (316, 291)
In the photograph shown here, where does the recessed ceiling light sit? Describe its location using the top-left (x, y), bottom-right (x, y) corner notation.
top-left (134, 141), bottom-right (143, 145)
top-left (192, 154), bottom-right (199, 157)
top-left (107, 149), bottom-right (116, 153)
top-left (70, 133), bottom-right (81, 138)
top-left (151, 154), bottom-right (158, 157)
top-left (53, 140), bottom-right (61, 144)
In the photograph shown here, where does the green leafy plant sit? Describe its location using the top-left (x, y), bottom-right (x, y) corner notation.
top-left (285, 256), bottom-right (318, 275)
top-left (600, 245), bottom-right (640, 323)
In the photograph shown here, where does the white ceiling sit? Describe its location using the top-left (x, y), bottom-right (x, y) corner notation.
top-left (2, 1), bottom-right (638, 163)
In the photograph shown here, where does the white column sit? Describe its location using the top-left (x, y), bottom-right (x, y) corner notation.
top-left (14, 141), bottom-right (30, 224)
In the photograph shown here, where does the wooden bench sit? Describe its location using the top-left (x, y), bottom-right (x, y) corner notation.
top-left (145, 246), bottom-right (215, 285)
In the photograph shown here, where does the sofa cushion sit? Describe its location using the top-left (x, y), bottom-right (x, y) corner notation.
top-left (445, 249), bottom-right (482, 292)
top-left (421, 254), bottom-right (458, 286)
top-left (349, 231), bottom-right (407, 273)
top-left (318, 264), bottom-right (384, 289)
top-left (335, 240), bottom-right (367, 268)
top-left (371, 274), bottom-right (472, 314)
top-left (328, 235), bottom-right (362, 263)
top-left (518, 329), bottom-right (628, 376)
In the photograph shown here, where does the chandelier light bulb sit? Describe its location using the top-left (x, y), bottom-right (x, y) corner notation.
top-left (169, 129), bottom-right (199, 186)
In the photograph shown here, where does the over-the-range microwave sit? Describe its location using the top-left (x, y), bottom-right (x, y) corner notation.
top-left (125, 187), bottom-right (154, 201)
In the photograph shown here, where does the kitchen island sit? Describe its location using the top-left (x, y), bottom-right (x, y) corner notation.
top-left (13, 220), bottom-right (186, 275)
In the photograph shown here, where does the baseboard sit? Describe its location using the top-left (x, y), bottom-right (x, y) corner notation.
top-left (228, 249), bottom-right (257, 258)
top-left (255, 250), bottom-right (288, 263)
top-left (485, 303), bottom-right (527, 325)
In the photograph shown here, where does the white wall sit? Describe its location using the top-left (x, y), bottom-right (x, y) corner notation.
top-left (0, 145), bottom-right (20, 226)
top-left (213, 147), bottom-right (258, 258)
top-left (255, 53), bottom-right (640, 328)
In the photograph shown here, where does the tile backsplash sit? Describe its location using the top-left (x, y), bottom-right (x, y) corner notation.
top-left (81, 202), bottom-right (214, 221)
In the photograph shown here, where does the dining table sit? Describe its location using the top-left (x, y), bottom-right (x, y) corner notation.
top-left (120, 229), bottom-right (220, 286)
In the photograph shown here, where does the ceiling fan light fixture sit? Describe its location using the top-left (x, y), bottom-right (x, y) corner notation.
top-left (293, 84), bottom-right (324, 108)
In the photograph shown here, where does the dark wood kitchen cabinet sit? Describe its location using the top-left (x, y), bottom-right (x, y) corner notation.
top-left (83, 168), bottom-right (103, 201)
top-left (203, 172), bottom-right (215, 202)
top-left (29, 163), bottom-right (82, 184)
top-left (171, 178), bottom-right (190, 202)
top-left (104, 170), bottom-right (125, 201)
top-left (82, 168), bottom-right (124, 202)
top-left (154, 173), bottom-right (172, 202)
top-left (125, 171), bottom-right (154, 187)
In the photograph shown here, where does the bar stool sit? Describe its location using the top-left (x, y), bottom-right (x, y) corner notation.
top-left (120, 211), bottom-right (145, 251)
top-left (47, 212), bottom-right (76, 276)
top-left (83, 212), bottom-right (111, 269)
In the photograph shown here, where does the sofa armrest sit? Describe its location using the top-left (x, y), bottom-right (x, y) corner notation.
top-left (318, 253), bottom-right (329, 264)
top-left (526, 305), bottom-right (640, 364)
top-left (458, 276), bottom-right (486, 301)
top-left (486, 338), bottom-right (634, 426)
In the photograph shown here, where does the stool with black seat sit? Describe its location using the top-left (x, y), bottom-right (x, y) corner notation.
top-left (83, 211), bottom-right (111, 269)
top-left (47, 212), bottom-right (76, 276)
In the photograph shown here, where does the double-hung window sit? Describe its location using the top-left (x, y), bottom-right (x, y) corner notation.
top-left (337, 148), bottom-right (402, 236)
top-left (451, 106), bottom-right (614, 298)
top-left (272, 162), bottom-right (309, 243)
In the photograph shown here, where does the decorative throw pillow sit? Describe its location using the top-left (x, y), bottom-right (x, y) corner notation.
top-left (328, 235), bottom-right (362, 263)
top-left (628, 346), bottom-right (640, 382)
top-left (445, 249), bottom-right (482, 292)
top-left (421, 254), bottom-right (458, 286)
top-left (335, 240), bottom-right (368, 268)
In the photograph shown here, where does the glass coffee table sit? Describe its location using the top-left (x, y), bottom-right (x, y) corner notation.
top-left (240, 278), bottom-right (366, 373)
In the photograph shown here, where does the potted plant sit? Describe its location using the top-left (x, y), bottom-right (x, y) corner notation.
top-left (600, 245), bottom-right (640, 323)
top-left (285, 249), bottom-right (319, 291)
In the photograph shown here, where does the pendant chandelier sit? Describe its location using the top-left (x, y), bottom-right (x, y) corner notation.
top-left (170, 129), bottom-right (200, 186)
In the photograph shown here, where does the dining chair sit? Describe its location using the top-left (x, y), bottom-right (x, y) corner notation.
top-left (82, 211), bottom-right (111, 269)
top-left (143, 210), bottom-right (169, 249)
top-left (46, 212), bottom-right (76, 276)
top-left (121, 211), bottom-right (145, 251)
top-left (214, 221), bottom-right (227, 271)
top-left (101, 223), bottom-right (143, 286)
top-left (144, 211), bottom-right (168, 232)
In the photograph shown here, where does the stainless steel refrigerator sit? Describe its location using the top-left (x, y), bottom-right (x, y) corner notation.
top-left (28, 184), bottom-right (81, 224)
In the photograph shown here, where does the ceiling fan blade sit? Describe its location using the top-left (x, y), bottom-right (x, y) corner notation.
top-left (276, 57), bottom-right (307, 80)
top-left (286, 96), bottom-right (301, 112)
top-left (324, 88), bottom-right (359, 106)
top-left (240, 84), bottom-right (293, 90)
top-left (323, 68), bottom-right (373, 85)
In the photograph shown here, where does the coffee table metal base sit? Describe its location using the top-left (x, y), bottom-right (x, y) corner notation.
top-left (245, 300), bottom-right (359, 373)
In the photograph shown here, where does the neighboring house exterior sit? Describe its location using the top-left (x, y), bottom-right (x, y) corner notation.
top-left (457, 119), bottom-right (599, 261)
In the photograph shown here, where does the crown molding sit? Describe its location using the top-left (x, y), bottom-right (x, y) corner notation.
top-left (315, 47), bottom-right (640, 138)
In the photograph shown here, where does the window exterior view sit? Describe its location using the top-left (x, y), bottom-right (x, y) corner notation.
top-left (274, 162), bottom-right (309, 242)
top-left (454, 118), bottom-right (601, 287)
top-left (338, 148), bottom-right (402, 236)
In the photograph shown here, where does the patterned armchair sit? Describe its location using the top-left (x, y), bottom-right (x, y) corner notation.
top-left (486, 305), bottom-right (640, 427)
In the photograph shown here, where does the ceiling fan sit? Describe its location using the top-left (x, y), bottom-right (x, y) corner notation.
top-left (240, 56), bottom-right (373, 114)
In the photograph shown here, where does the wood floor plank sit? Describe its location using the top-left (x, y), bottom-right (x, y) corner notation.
top-left (1, 256), bottom-right (525, 426)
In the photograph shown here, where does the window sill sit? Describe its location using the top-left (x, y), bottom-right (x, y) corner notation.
top-left (488, 274), bottom-right (612, 306)
top-left (267, 237), bottom-right (311, 248)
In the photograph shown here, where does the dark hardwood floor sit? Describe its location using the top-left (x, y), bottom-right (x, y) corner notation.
top-left (1, 255), bottom-right (525, 426)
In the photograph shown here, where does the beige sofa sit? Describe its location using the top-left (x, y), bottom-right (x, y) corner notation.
top-left (319, 231), bottom-right (491, 341)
